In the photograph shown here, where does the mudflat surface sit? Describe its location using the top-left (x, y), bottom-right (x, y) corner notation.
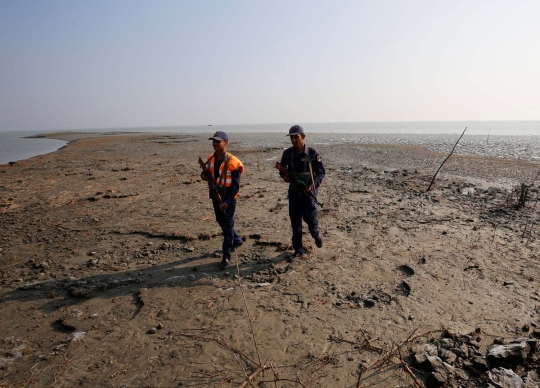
top-left (1, 132), bottom-right (540, 387)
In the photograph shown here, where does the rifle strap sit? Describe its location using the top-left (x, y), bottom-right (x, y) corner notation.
top-left (307, 147), bottom-right (315, 191)
top-left (216, 153), bottom-right (229, 187)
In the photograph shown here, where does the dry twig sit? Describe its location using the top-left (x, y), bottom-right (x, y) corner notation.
top-left (50, 353), bottom-right (75, 386)
top-left (427, 127), bottom-right (467, 191)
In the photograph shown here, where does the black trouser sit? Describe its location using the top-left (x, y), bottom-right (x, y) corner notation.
top-left (288, 190), bottom-right (319, 254)
top-left (212, 200), bottom-right (242, 261)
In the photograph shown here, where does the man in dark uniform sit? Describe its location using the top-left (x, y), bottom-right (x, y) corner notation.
top-left (278, 125), bottom-right (325, 262)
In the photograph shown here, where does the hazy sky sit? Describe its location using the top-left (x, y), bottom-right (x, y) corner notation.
top-left (1, 0), bottom-right (539, 131)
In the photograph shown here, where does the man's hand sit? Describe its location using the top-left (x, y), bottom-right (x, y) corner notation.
top-left (222, 202), bottom-right (229, 210)
top-left (201, 171), bottom-right (209, 181)
top-left (282, 176), bottom-right (290, 183)
top-left (303, 185), bottom-right (313, 195)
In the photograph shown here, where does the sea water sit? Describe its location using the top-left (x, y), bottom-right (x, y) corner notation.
top-left (0, 130), bottom-right (68, 165)
top-left (1, 121), bottom-right (539, 164)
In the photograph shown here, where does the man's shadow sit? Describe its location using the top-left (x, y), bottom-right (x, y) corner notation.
top-left (2, 248), bottom-right (293, 314)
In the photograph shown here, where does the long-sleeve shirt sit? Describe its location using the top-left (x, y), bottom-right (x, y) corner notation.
top-left (279, 145), bottom-right (325, 192)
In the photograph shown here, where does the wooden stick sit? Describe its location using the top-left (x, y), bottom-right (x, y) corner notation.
top-left (427, 127), bottom-right (467, 192)
top-left (235, 251), bottom-right (263, 367)
top-left (223, 337), bottom-right (254, 388)
top-left (397, 348), bottom-right (426, 388)
top-left (355, 367), bottom-right (364, 388)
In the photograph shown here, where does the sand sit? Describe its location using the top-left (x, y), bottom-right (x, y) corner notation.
top-left (1, 132), bottom-right (540, 387)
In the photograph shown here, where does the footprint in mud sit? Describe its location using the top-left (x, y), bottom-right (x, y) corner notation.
top-left (397, 264), bottom-right (415, 277)
top-left (395, 265), bottom-right (413, 297)
top-left (51, 319), bottom-right (76, 333)
top-left (397, 281), bottom-right (411, 297)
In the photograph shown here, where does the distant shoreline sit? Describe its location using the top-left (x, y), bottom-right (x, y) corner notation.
top-left (2, 129), bottom-right (540, 166)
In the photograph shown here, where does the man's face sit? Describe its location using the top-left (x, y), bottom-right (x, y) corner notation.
top-left (289, 134), bottom-right (305, 148)
top-left (212, 139), bottom-right (227, 152)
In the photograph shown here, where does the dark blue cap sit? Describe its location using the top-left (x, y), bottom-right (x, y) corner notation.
top-left (286, 125), bottom-right (304, 136)
top-left (209, 131), bottom-right (228, 142)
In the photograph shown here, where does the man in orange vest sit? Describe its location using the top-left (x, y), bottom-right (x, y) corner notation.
top-left (200, 131), bottom-right (245, 270)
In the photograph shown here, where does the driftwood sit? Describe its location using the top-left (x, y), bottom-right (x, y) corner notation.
top-left (426, 127), bottom-right (467, 192)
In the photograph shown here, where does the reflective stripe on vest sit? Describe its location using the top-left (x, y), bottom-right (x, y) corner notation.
top-left (207, 153), bottom-right (244, 199)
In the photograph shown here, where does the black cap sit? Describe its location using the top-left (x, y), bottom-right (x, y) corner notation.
top-left (286, 125), bottom-right (304, 136)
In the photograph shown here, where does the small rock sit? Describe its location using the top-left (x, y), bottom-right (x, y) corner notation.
top-left (157, 323), bottom-right (164, 330)
top-left (461, 188), bottom-right (475, 196)
top-left (487, 341), bottom-right (530, 364)
top-left (454, 368), bottom-right (469, 381)
top-left (488, 367), bottom-right (524, 388)
top-left (412, 344), bottom-right (438, 364)
top-left (440, 349), bottom-right (457, 364)
top-left (364, 299), bottom-right (376, 308)
top-left (440, 338), bottom-right (455, 349)
top-left (147, 327), bottom-right (157, 334)
top-left (524, 371), bottom-right (539, 386)
top-left (449, 347), bottom-right (467, 358)
top-left (472, 356), bottom-right (489, 371)
top-left (427, 370), bottom-right (448, 386)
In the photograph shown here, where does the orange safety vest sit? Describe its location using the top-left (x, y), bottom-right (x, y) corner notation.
top-left (207, 152), bottom-right (244, 199)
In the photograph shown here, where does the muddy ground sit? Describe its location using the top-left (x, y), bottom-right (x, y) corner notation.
top-left (1, 132), bottom-right (540, 387)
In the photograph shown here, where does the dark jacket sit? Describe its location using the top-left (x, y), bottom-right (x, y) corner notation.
top-left (279, 145), bottom-right (325, 193)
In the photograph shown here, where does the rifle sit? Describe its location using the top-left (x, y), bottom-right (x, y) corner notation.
top-left (275, 162), bottom-right (324, 207)
top-left (198, 157), bottom-right (227, 216)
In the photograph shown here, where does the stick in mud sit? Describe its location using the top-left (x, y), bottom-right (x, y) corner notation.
top-left (426, 127), bottom-right (467, 192)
